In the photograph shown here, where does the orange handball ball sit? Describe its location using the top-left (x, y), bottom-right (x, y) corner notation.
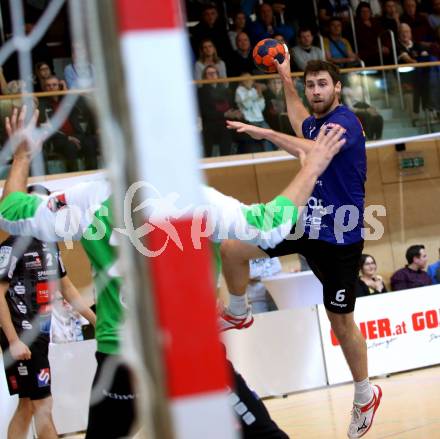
top-left (252, 38), bottom-right (287, 73)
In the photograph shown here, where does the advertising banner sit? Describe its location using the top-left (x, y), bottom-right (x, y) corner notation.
top-left (318, 285), bottom-right (440, 384)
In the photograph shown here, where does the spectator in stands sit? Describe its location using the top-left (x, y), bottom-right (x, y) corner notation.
top-left (228, 11), bottom-right (248, 50)
top-left (197, 65), bottom-right (241, 156)
top-left (34, 62), bottom-right (52, 92)
top-left (401, 0), bottom-right (435, 47)
top-left (229, 32), bottom-right (255, 76)
top-left (396, 22), bottom-right (436, 117)
top-left (235, 74), bottom-right (275, 152)
top-left (190, 4), bottom-right (232, 62)
top-left (273, 33), bottom-right (287, 44)
top-left (39, 75), bottom-right (99, 172)
top-left (324, 17), bottom-right (360, 66)
top-left (195, 39), bottom-right (227, 80)
top-left (397, 22), bottom-right (430, 62)
top-left (64, 43), bottom-right (95, 89)
top-left (355, 2), bottom-right (390, 66)
top-left (355, 254), bottom-right (387, 297)
top-left (391, 244), bottom-right (432, 290)
top-left (427, 248), bottom-right (440, 284)
top-left (318, 0), bottom-right (351, 27)
top-left (248, 2), bottom-right (295, 45)
top-left (263, 78), bottom-right (293, 133)
top-left (428, 0), bottom-right (440, 29)
top-left (291, 28), bottom-right (325, 71)
top-left (381, 0), bottom-right (402, 36)
top-left (351, 0), bottom-right (382, 16)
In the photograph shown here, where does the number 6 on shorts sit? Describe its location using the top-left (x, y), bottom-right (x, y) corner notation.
top-left (335, 289), bottom-right (346, 302)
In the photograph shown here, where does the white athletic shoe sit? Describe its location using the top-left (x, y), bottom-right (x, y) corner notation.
top-left (219, 307), bottom-right (254, 332)
top-left (347, 384), bottom-right (382, 438)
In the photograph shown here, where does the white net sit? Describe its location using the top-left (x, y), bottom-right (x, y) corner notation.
top-left (0, 1), bottom-right (159, 438)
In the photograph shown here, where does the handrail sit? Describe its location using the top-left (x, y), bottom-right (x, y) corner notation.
top-left (359, 59), bottom-right (371, 104)
top-left (1, 61), bottom-right (438, 96)
top-left (312, 0), bottom-right (320, 31)
top-left (318, 33), bottom-right (326, 60)
top-left (193, 60), bottom-right (440, 85)
top-left (0, 88), bottom-right (94, 101)
top-left (377, 32), bottom-right (390, 107)
top-left (380, 29), bottom-right (404, 109)
top-left (348, 7), bottom-right (359, 55)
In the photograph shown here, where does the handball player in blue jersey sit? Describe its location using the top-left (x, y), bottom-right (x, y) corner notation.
top-left (225, 59), bottom-right (381, 438)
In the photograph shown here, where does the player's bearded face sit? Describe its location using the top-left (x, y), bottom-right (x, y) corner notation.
top-left (305, 72), bottom-right (340, 116)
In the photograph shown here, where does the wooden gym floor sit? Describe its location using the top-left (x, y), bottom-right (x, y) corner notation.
top-left (265, 365), bottom-right (440, 438)
top-left (65, 365), bottom-right (440, 439)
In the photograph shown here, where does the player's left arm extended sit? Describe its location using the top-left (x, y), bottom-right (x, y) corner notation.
top-left (59, 276), bottom-right (96, 326)
top-left (206, 124), bottom-right (345, 248)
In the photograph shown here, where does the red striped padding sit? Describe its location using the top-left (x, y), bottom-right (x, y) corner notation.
top-left (116, 0), bottom-right (182, 32)
top-left (147, 218), bottom-right (230, 397)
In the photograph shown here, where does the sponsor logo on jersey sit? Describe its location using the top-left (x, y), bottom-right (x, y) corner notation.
top-left (22, 320), bottom-right (32, 330)
top-left (47, 193), bottom-right (67, 212)
top-left (25, 255), bottom-right (42, 269)
top-left (36, 282), bottom-right (51, 304)
top-left (17, 302), bottom-right (27, 314)
top-left (0, 246), bottom-right (12, 270)
top-left (37, 269), bottom-right (58, 280)
top-left (37, 368), bottom-right (51, 387)
top-left (8, 256), bottom-right (18, 278)
top-left (8, 375), bottom-right (18, 390)
top-left (14, 283), bottom-right (26, 295)
top-left (18, 363), bottom-right (28, 376)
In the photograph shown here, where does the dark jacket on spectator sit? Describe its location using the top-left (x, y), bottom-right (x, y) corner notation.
top-left (355, 278), bottom-right (387, 297)
top-left (191, 22), bottom-right (233, 62)
top-left (390, 266), bottom-right (432, 291)
top-left (400, 13), bottom-right (434, 44)
top-left (355, 17), bottom-right (386, 65)
top-left (228, 50), bottom-right (256, 77)
top-left (248, 20), bottom-right (294, 46)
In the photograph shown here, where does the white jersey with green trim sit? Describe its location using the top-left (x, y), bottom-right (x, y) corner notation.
top-left (0, 180), bottom-right (298, 354)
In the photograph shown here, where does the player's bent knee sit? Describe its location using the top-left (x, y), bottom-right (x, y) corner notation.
top-left (31, 396), bottom-right (53, 415)
top-left (17, 398), bottom-right (33, 415)
top-left (328, 312), bottom-right (356, 337)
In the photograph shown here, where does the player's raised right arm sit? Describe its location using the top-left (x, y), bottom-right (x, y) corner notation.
top-left (274, 52), bottom-right (310, 138)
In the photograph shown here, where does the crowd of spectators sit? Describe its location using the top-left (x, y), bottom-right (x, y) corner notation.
top-left (2, 1), bottom-right (440, 160)
top-left (355, 244), bottom-right (439, 298)
top-left (188, 0), bottom-right (440, 156)
top-left (188, 0), bottom-right (440, 76)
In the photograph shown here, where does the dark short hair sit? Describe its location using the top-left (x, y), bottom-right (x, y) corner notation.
top-left (27, 184), bottom-right (51, 195)
top-left (202, 64), bottom-right (219, 78)
top-left (35, 61), bottom-right (50, 73)
top-left (329, 17), bottom-right (343, 25)
top-left (359, 254), bottom-right (376, 272)
top-left (406, 245), bottom-right (425, 264)
top-left (201, 3), bottom-right (217, 13)
top-left (298, 27), bottom-right (313, 36)
top-left (303, 60), bottom-right (341, 85)
top-left (356, 1), bottom-right (372, 17)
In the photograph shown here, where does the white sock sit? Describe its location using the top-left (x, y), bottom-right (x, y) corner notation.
top-left (354, 378), bottom-right (374, 406)
top-left (228, 293), bottom-right (248, 316)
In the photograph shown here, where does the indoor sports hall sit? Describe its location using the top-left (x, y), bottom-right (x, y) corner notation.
top-left (0, 1), bottom-right (439, 438)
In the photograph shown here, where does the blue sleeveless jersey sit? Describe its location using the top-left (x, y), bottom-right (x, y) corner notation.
top-left (301, 105), bottom-right (366, 245)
